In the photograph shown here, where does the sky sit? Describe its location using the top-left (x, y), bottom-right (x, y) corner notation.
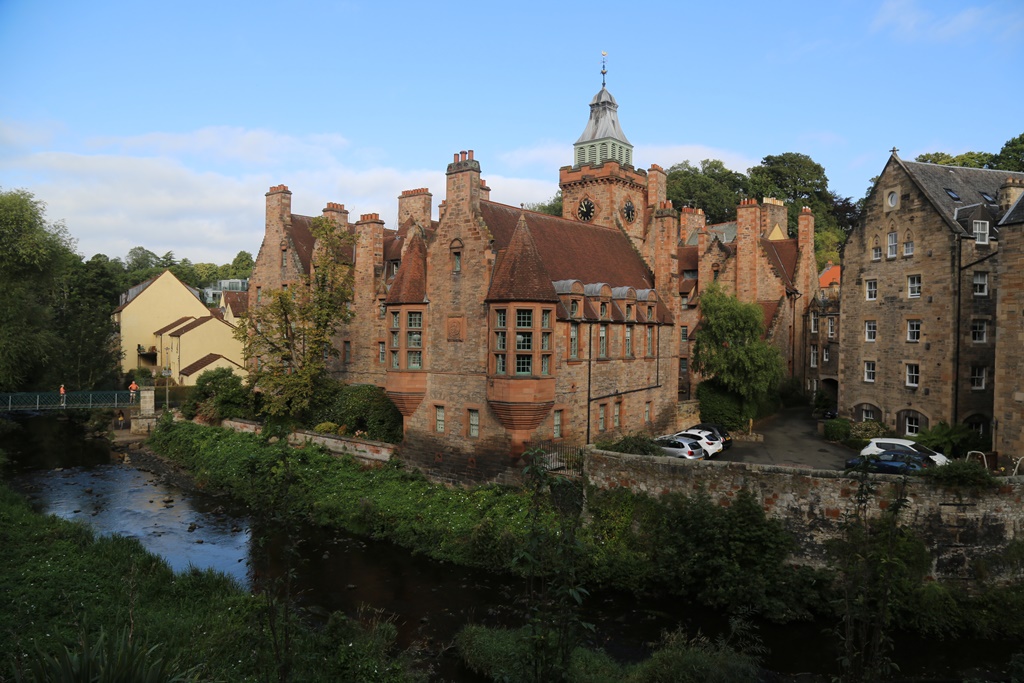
top-left (1, 0), bottom-right (1022, 267)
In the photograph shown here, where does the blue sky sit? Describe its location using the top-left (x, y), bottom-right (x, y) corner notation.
top-left (2, 0), bottom-right (1022, 266)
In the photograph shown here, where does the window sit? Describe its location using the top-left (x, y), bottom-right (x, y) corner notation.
top-left (827, 317), bottom-right (835, 338)
top-left (391, 351), bottom-right (399, 369)
top-left (811, 311), bottom-right (819, 333)
top-left (680, 326), bottom-right (688, 342)
top-left (407, 329), bottom-right (422, 348)
top-left (866, 280), bottom-right (877, 301)
top-left (907, 275), bottom-right (921, 298)
top-left (823, 346), bottom-right (830, 362)
top-left (281, 249), bottom-right (288, 267)
top-left (495, 354), bottom-right (506, 374)
top-left (256, 286), bottom-right (262, 302)
top-left (905, 415), bottom-right (920, 436)
top-left (887, 231), bottom-right (897, 258)
top-left (570, 300), bottom-right (579, 317)
top-left (378, 342), bottom-right (385, 363)
top-left (872, 246), bottom-right (882, 261)
top-left (391, 331), bottom-right (399, 348)
top-left (408, 311), bottom-right (422, 329)
top-left (542, 310), bottom-right (551, 328)
top-left (468, 409), bottom-right (479, 437)
top-left (973, 272), bottom-right (988, 297)
top-left (435, 406), bottom-right (445, 433)
top-left (495, 331), bottom-right (506, 350)
top-left (644, 402), bottom-right (651, 422)
top-left (407, 350), bottom-right (422, 369)
top-left (862, 407), bottom-right (875, 422)
top-left (391, 312), bottom-right (400, 329)
top-left (541, 332), bottom-right (551, 351)
top-left (907, 319), bottom-right (921, 342)
top-left (971, 366), bottom-right (986, 390)
top-left (864, 361), bottom-right (876, 382)
top-left (972, 319), bottom-right (988, 343)
top-left (541, 355), bottom-right (550, 375)
top-left (515, 330), bottom-right (532, 351)
top-left (646, 326), bottom-right (653, 356)
top-left (598, 404), bottom-right (606, 431)
top-left (810, 345), bottom-right (818, 368)
top-left (865, 320), bottom-right (877, 342)
top-left (343, 341), bottom-right (351, 363)
top-left (904, 232), bottom-right (914, 256)
top-left (516, 308), bottom-right (532, 329)
top-left (600, 303), bottom-right (608, 318)
top-left (906, 363), bottom-right (919, 388)
top-left (570, 324), bottom-right (579, 358)
top-left (944, 188), bottom-right (961, 201)
top-left (613, 402), bottom-right (621, 428)
top-left (599, 324), bottom-right (608, 357)
top-left (625, 326), bottom-right (633, 356)
top-left (974, 220), bottom-right (989, 245)
top-left (625, 304), bottom-right (632, 320)
top-left (516, 354), bottom-right (532, 375)
top-left (452, 251), bottom-right (461, 272)
top-left (553, 410), bottom-right (562, 438)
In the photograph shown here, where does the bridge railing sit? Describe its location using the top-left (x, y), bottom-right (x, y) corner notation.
top-left (0, 391), bottom-right (135, 411)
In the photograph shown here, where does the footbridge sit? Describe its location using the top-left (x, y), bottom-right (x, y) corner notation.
top-left (0, 391), bottom-right (136, 412)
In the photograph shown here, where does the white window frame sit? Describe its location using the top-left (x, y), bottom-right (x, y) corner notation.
top-left (872, 246), bottom-right (882, 261)
top-left (971, 319), bottom-right (988, 343)
top-left (973, 272), bottom-right (988, 297)
top-left (864, 361), bottom-right (876, 382)
top-left (811, 311), bottom-right (819, 333)
top-left (887, 231), bottom-right (898, 258)
top-left (862, 408), bottom-right (875, 422)
top-left (905, 363), bottom-right (919, 388)
top-left (435, 405), bottom-right (445, 433)
top-left (865, 320), bottom-right (877, 342)
top-left (907, 320), bottom-right (921, 342)
top-left (823, 346), bottom-right (830, 362)
top-left (905, 416), bottom-right (920, 436)
top-left (810, 345), bottom-right (818, 368)
top-left (827, 317), bottom-right (835, 338)
top-left (970, 366), bottom-right (986, 390)
top-left (907, 275), bottom-right (921, 299)
top-left (903, 239), bottom-right (914, 256)
top-left (974, 220), bottom-right (989, 245)
top-left (866, 280), bottom-right (878, 301)
top-left (468, 409), bottom-right (479, 437)
top-left (553, 410), bottom-right (562, 438)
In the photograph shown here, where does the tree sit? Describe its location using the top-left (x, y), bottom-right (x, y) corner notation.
top-left (125, 246), bottom-right (159, 272)
top-left (994, 132), bottom-right (1024, 172)
top-left (193, 262), bottom-right (221, 287)
top-left (0, 189), bottom-right (76, 391)
top-left (525, 191), bottom-right (562, 217)
top-left (915, 151), bottom-right (994, 168)
top-left (666, 159), bottom-right (750, 225)
top-left (229, 250), bottom-right (255, 279)
top-left (236, 217), bottom-right (356, 420)
top-left (690, 283), bottom-right (784, 403)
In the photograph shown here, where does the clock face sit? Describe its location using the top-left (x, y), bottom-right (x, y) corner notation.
top-left (624, 200), bottom-right (636, 223)
top-left (577, 198), bottom-right (596, 222)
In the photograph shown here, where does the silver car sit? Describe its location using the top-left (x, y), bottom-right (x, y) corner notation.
top-left (655, 435), bottom-right (706, 460)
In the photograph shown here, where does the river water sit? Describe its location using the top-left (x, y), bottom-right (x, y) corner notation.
top-left (2, 415), bottom-right (1018, 682)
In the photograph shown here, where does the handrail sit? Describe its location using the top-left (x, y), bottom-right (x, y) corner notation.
top-left (0, 391), bottom-right (135, 411)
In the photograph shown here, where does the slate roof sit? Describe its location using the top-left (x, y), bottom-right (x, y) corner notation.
top-left (896, 158), bottom-right (1024, 235)
top-left (678, 245), bottom-right (699, 270)
top-left (575, 87), bottom-right (631, 146)
top-left (685, 222), bottom-right (737, 246)
top-left (288, 214), bottom-right (317, 274)
top-left (999, 189), bottom-right (1024, 226)
top-left (479, 201), bottom-right (654, 290)
top-left (760, 237), bottom-right (799, 292)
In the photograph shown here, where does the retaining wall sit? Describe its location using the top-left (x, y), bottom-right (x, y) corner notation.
top-left (587, 450), bottom-right (1024, 581)
top-left (220, 418), bottom-right (395, 465)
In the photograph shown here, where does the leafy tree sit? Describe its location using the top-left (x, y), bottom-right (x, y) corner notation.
top-left (995, 132), bottom-right (1024, 172)
top-left (125, 246), bottom-right (159, 272)
top-left (228, 250), bottom-right (255, 279)
top-left (193, 262), bottom-right (221, 286)
top-left (236, 216), bottom-right (356, 420)
top-left (180, 367), bottom-right (250, 422)
top-left (525, 191), bottom-right (562, 217)
top-left (0, 189), bottom-right (75, 391)
top-left (666, 159), bottom-right (750, 225)
top-left (690, 283), bottom-right (783, 403)
top-left (913, 421), bottom-right (977, 458)
top-left (915, 151), bottom-right (995, 168)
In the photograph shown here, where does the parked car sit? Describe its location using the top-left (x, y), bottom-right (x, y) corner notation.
top-left (822, 408), bottom-right (838, 419)
top-left (655, 436), bottom-right (706, 460)
top-left (845, 450), bottom-right (929, 474)
top-left (691, 423), bottom-right (733, 449)
top-left (859, 438), bottom-right (949, 466)
top-left (671, 429), bottom-right (724, 457)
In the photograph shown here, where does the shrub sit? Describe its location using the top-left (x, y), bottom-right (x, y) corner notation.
top-left (179, 368), bottom-right (250, 422)
top-left (696, 381), bottom-right (745, 430)
top-left (920, 459), bottom-right (997, 489)
top-left (313, 421), bottom-right (339, 434)
top-left (823, 418), bottom-right (851, 442)
top-left (849, 420), bottom-right (889, 440)
top-left (307, 383), bottom-right (403, 443)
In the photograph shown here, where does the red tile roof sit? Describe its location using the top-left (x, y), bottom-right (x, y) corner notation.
top-left (179, 353), bottom-right (242, 377)
top-left (758, 299), bottom-right (781, 332)
top-left (760, 237), bottom-right (798, 291)
top-left (480, 202), bottom-right (654, 289)
top-left (222, 290), bottom-right (248, 317)
top-left (169, 316), bottom-right (220, 337)
top-left (487, 214), bottom-right (559, 302)
top-left (819, 262), bottom-right (840, 288)
top-left (288, 214), bottom-right (317, 274)
top-left (153, 316), bottom-right (195, 336)
top-left (678, 245), bottom-right (699, 271)
top-left (385, 230), bottom-right (427, 304)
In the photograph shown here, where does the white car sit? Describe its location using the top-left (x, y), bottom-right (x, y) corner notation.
top-left (859, 438), bottom-right (949, 466)
top-left (672, 429), bottom-right (724, 457)
top-left (654, 436), bottom-right (706, 460)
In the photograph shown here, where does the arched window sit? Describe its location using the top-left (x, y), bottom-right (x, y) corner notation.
top-left (896, 409), bottom-right (928, 437)
top-left (871, 236), bottom-right (881, 261)
top-left (903, 230), bottom-right (915, 257)
top-left (854, 403), bottom-right (882, 423)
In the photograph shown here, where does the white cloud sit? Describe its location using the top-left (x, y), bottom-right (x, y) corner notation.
top-left (871, 0), bottom-right (992, 41)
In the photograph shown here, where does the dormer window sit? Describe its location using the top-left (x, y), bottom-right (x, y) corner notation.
top-left (570, 300), bottom-right (579, 317)
top-left (600, 302), bottom-right (608, 318)
top-left (974, 220), bottom-right (989, 244)
top-left (625, 304), bottom-right (632, 320)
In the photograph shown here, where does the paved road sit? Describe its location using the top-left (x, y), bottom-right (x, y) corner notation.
top-left (716, 406), bottom-right (852, 470)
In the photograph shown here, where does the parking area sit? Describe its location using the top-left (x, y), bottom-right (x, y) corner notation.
top-left (715, 406), bottom-right (851, 470)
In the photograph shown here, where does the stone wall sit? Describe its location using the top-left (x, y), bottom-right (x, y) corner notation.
top-left (586, 450), bottom-right (1024, 580)
top-left (220, 419), bottom-right (395, 465)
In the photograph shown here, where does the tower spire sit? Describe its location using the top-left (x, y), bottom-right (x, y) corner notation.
top-left (601, 50), bottom-right (607, 87)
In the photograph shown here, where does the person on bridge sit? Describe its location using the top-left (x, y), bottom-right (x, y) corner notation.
top-left (129, 380), bottom-right (139, 403)
top-left (59, 384), bottom-right (66, 408)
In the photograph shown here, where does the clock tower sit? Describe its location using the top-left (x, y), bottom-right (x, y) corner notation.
top-left (559, 58), bottom-right (653, 244)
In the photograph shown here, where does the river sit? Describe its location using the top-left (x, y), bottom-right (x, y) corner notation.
top-left (2, 414), bottom-right (1018, 682)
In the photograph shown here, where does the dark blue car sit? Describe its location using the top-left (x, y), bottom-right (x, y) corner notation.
top-left (845, 450), bottom-right (926, 474)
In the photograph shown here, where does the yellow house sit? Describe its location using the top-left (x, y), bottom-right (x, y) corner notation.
top-left (113, 270), bottom-right (245, 385)
top-left (219, 290), bottom-right (248, 327)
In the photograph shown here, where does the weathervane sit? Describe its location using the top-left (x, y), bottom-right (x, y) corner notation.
top-left (601, 51), bottom-right (607, 87)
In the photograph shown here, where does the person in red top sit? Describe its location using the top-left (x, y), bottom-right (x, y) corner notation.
top-left (128, 380), bottom-right (139, 402)
top-left (59, 384), bottom-right (66, 408)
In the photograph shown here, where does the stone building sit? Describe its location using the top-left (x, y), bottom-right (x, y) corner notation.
top-left (805, 262), bottom-right (842, 406)
top-left (838, 153), bottom-right (1024, 440)
top-left (248, 81), bottom-right (819, 481)
top-left (993, 179), bottom-right (1024, 456)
